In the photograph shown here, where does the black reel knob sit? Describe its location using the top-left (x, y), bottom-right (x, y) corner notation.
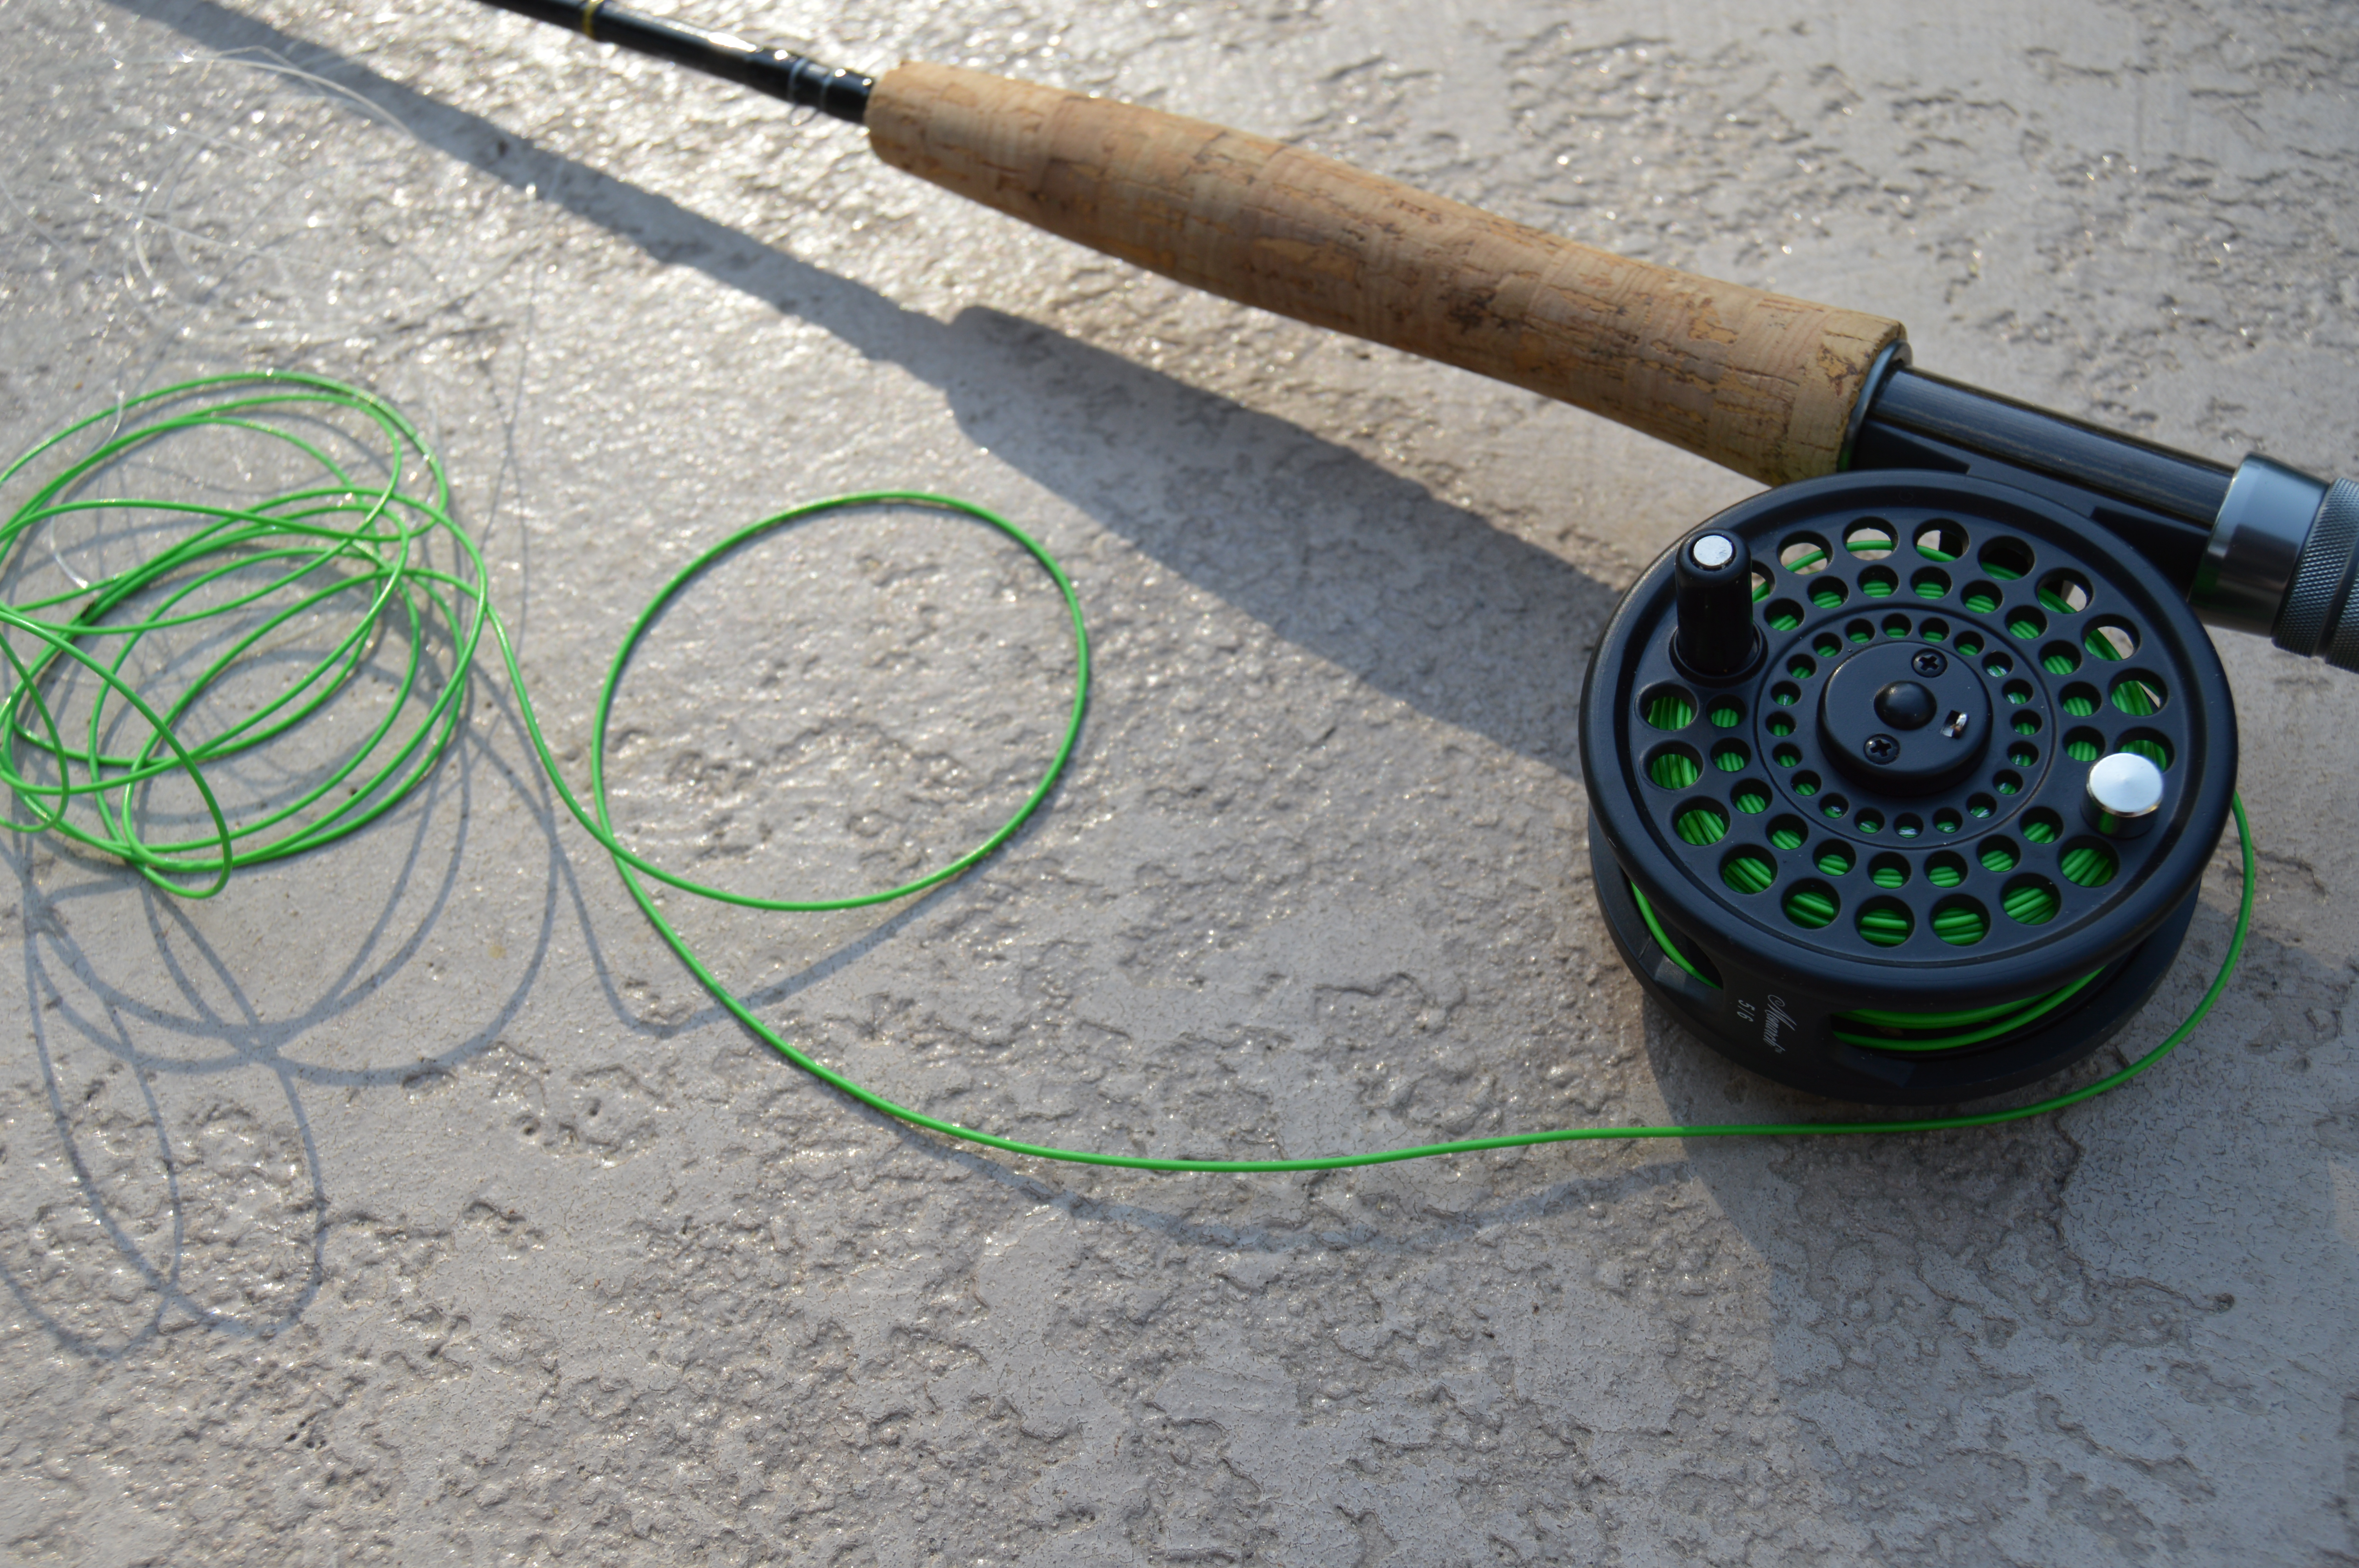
top-left (1579, 471), bottom-right (2237, 1104)
top-left (1672, 530), bottom-right (1763, 680)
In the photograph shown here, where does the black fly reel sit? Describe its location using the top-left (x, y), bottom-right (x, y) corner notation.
top-left (1581, 472), bottom-right (2236, 1103)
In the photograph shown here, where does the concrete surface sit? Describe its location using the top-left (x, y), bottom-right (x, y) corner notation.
top-left (0, 0), bottom-right (2355, 1562)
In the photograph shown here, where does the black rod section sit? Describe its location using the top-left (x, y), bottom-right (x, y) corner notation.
top-left (1860, 368), bottom-right (2233, 532)
top-left (1853, 363), bottom-right (2359, 670)
top-left (473, 0), bottom-right (872, 121)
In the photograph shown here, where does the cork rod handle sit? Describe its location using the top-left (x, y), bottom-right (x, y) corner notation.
top-left (866, 62), bottom-right (1904, 488)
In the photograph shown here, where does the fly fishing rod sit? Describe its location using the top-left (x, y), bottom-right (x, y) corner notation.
top-left (471, 0), bottom-right (2348, 1103)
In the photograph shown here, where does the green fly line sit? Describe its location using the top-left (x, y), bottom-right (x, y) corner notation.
top-left (0, 374), bottom-right (489, 896)
top-left (0, 372), bottom-right (2259, 1170)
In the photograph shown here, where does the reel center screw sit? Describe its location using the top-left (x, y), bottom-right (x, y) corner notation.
top-left (1873, 679), bottom-right (1938, 730)
top-left (1820, 641), bottom-right (1992, 794)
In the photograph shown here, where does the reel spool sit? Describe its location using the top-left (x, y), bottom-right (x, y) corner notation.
top-left (1581, 472), bottom-right (2235, 1104)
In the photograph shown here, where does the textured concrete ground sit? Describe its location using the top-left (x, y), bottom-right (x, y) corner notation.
top-left (1, 0), bottom-right (2356, 1563)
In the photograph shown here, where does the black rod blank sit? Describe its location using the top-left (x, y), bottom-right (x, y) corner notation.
top-left (474, 0), bottom-right (871, 121)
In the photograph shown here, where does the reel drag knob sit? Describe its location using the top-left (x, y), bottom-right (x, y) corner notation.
top-left (1672, 531), bottom-right (1762, 679)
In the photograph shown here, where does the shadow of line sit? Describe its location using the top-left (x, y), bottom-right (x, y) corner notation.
top-left (0, 675), bottom-right (565, 1357)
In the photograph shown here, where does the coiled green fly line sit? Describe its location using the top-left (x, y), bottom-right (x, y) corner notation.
top-left (0, 372), bottom-right (488, 896)
top-left (0, 372), bottom-right (2258, 1170)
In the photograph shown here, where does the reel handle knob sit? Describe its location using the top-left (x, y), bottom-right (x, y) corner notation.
top-left (1672, 531), bottom-right (1761, 679)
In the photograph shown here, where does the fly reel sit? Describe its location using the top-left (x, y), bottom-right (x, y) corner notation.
top-left (1581, 472), bottom-right (2236, 1103)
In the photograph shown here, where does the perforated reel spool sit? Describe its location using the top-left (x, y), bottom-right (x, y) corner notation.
top-left (1579, 472), bottom-right (2237, 1103)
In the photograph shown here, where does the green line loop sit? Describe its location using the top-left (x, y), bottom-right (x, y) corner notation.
top-left (582, 492), bottom-right (1090, 913)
